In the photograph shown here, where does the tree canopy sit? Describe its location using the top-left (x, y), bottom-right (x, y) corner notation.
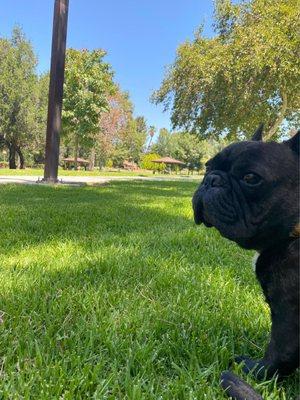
top-left (62, 48), bottom-right (115, 167)
top-left (152, 0), bottom-right (300, 140)
top-left (97, 88), bottom-right (148, 168)
top-left (151, 129), bottom-right (205, 172)
top-left (0, 29), bottom-right (151, 170)
top-left (0, 27), bottom-right (38, 168)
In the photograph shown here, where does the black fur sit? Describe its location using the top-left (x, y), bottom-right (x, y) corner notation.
top-left (192, 128), bottom-right (299, 399)
top-left (220, 371), bottom-right (263, 399)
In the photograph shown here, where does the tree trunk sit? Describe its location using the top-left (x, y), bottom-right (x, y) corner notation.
top-left (0, 135), bottom-right (6, 149)
top-left (89, 147), bottom-right (95, 171)
top-left (16, 146), bottom-right (25, 169)
top-left (0, 136), bottom-right (17, 169)
top-left (265, 89), bottom-right (288, 140)
top-left (8, 143), bottom-right (17, 169)
top-left (74, 135), bottom-right (79, 170)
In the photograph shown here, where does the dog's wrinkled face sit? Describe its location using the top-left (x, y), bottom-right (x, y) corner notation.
top-left (193, 128), bottom-right (299, 250)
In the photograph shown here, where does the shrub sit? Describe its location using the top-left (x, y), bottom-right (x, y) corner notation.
top-left (105, 159), bottom-right (113, 168)
top-left (140, 153), bottom-right (165, 171)
top-left (0, 161), bottom-right (9, 168)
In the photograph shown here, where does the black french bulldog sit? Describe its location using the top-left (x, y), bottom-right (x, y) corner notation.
top-left (192, 125), bottom-right (299, 399)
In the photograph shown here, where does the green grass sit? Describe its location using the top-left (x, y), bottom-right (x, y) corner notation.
top-left (0, 181), bottom-right (298, 399)
top-left (0, 168), bottom-right (153, 177)
top-left (0, 168), bottom-right (201, 178)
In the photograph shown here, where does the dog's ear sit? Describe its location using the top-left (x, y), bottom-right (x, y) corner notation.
top-left (251, 123), bottom-right (264, 141)
top-left (283, 130), bottom-right (299, 155)
top-left (192, 191), bottom-right (203, 225)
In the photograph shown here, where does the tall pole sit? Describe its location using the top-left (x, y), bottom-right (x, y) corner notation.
top-left (43, 0), bottom-right (69, 182)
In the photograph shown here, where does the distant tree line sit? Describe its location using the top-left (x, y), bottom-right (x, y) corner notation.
top-left (0, 27), bottom-right (150, 170)
top-left (0, 27), bottom-right (43, 169)
top-left (144, 128), bottom-right (226, 172)
top-left (0, 27), bottom-right (213, 172)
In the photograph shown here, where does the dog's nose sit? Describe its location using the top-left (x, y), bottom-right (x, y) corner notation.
top-left (204, 173), bottom-right (223, 188)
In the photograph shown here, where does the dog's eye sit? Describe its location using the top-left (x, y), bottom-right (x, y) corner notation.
top-left (242, 173), bottom-right (261, 185)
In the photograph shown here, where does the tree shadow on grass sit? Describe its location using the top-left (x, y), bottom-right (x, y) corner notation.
top-left (1, 237), bottom-right (298, 399)
top-left (0, 181), bottom-right (298, 398)
top-left (0, 181), bottom-right (197, 256)
top-left (0, 180), bottom-right (274, 306)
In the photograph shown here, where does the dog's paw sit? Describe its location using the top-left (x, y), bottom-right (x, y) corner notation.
top-left (234, 356), bottom-right (267, 380)
top-left (220, 370), bottom-right (263, 400)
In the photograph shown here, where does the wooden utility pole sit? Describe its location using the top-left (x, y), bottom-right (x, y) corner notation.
top-left (43, 0), bottom-right (69, 182)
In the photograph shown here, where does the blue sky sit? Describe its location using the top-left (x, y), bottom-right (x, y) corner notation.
top-left (0, 0), bottom-right (215, 132)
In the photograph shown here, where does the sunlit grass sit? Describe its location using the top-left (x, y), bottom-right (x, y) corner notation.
top-left (0, 181), bottom-right (297, 399)
top-left (0, 168), bottom-right (202, 178)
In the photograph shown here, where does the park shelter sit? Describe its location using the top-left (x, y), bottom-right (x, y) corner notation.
top-left (152, 156), bottom-right (185, 173)
top-left (62, 157), bottom-right (89, 170)
top-left (152, 156), bottom-right (185, 166)
top-left (123, 160), bottom-right (139, 170)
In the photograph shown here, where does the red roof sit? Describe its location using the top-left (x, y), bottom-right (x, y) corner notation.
top-left (152, 156), bottom-right (185, 165)
top-left (62, 157), bottom-right (89, 164)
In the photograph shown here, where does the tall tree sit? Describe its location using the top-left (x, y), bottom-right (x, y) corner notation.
top-left (0, 27), bottom-right (38, 168)
top-left (62, 48), bottom-right (114, 169)
top-left (135, 116), bottom-right (147, 135)
top-left (29, 73), bottom-right (49, 165)
top-left (97, 89), bottom-right (147, 167)
top-left (171, 132), bottom-right (203, 172)
top-left (153, 0), bottom-right (300, 139)
top-left (111, 119), bottom-right (147, 166)
top-left (146, 125), bottom-right (156, 151)
top-left (97, 87), bottom-right (133, 167)
top-left (151, 128), bottom-right (174, 156)
top-left (119, 118), bottom-right (147, 163)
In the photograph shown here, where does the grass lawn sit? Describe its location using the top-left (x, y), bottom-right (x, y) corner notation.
top-left (0, 181), bottom-right (297, 399)
top-left (0, 168), bottom-right (201, 179)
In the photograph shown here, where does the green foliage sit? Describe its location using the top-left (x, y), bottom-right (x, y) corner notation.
top-left (135, 116), bottom-right (147, 135)
top-left (0, 29), bottom-right (148, 171)
top-left (62, 49), bottom-right (115, 158)
top-left (0, 26), bottom-right (38, 167)
top-left (171, 132), bottom-right (203, 171)
top-left (29, 73), bottom-right (49, 164)
top-left (110, 145), bottom-right (129, 168)
top-left (108, 119), bottom-right (147, 168)
top-left (96, 87), bottom-right (133, 166)
top-left (199, 138), bottom-right (228, 165)
top-left (151, 128), bottom-right (175, 156)
top-left (140, 153), bottom-right (165, 171)
top-left (97, 88), bottom-right (148, 168)
top-left (151, 129), bottom-right (230, 172)
top-left (121, 119), bottom-right (147, 163)
top-left (153, 0), bottom-right (300, 139)
top-left (105, 159), bottom-right (113, 168)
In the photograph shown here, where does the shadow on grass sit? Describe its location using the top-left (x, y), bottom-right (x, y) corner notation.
top-left (0, 181), bottom-right (298, 398)
top-left (0, 181), bottom-right (197, 256)
top-left (1, 241), bottom-right (298, 399)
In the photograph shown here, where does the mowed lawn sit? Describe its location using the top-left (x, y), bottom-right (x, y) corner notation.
top-left (0, 168), bottom-right (201, 178)
top-left (0, 168), bottom-right (155, 177)
top-left (0, 181), bottom-right (298, 399)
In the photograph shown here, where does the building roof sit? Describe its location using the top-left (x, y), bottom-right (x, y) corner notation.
top-left (152, 156), bottom-right (185, 165)
top-left (62, 157), bottom-right (90, 164)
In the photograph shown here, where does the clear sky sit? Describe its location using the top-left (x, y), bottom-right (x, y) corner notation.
top-left (0, 0), bottom-right (215, 132)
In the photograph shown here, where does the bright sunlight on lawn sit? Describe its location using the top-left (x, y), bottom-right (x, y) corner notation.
top-left (0, 168), bottom-right (156, 177)
top-left (0, 168), bottom-right (202, 178)
top-left (0, 181), bottom-right (298, 399)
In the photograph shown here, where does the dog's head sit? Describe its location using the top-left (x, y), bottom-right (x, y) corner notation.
top-left (192, 126), bottom-right (299, 250)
